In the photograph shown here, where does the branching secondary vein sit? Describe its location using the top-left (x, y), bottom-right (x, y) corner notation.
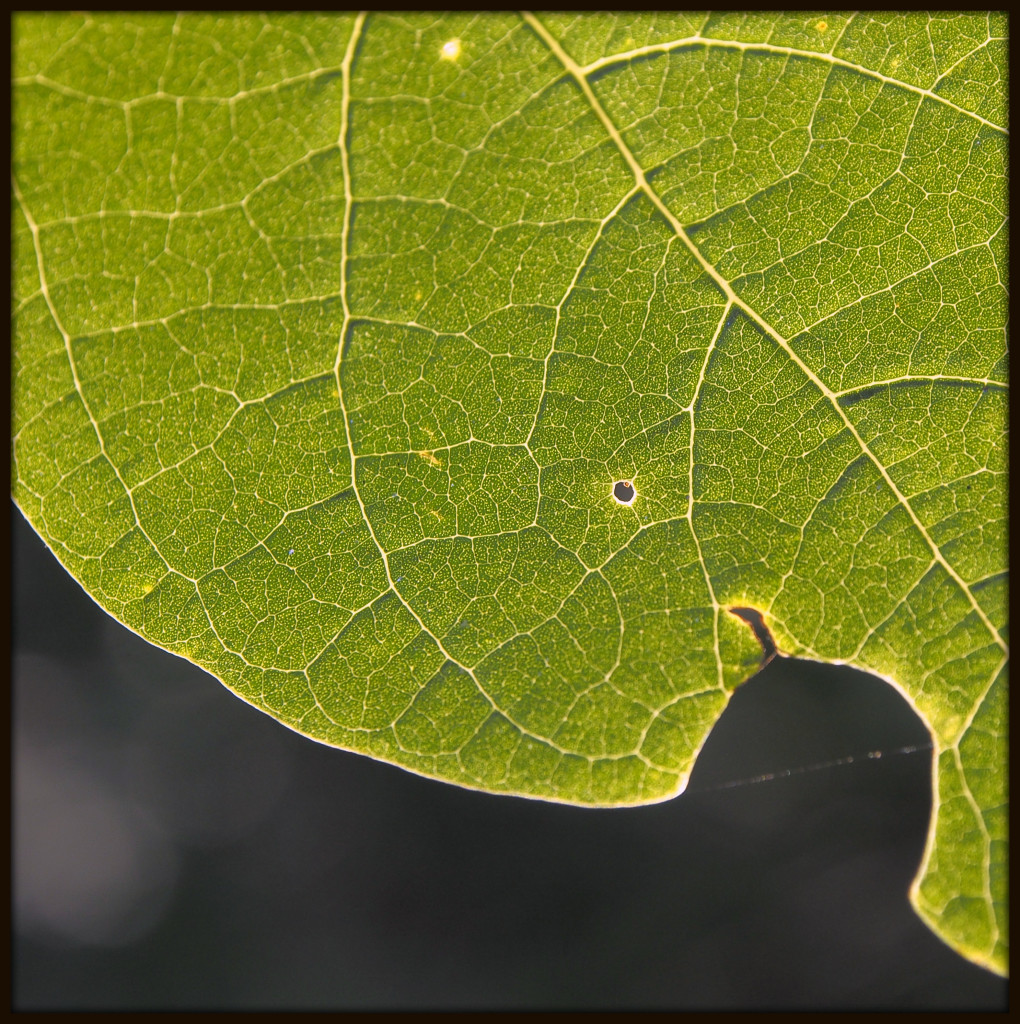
top-left (580, 33), bottom-right (1007, 135)
top-left (522, 9), bottom-right (1007, 659)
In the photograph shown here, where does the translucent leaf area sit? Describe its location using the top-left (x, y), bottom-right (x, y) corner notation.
top-left (11, 12), bottom-right (1006, 974)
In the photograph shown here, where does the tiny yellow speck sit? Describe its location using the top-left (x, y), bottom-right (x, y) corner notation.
top-left (890, 56), bottom-right (901, 69)
top-left (414, 289), bottom-right (423, 300)
top-left (142, 583), bottom-right (154, 595)
top-left (816, 20), bottom-right (827, 33)
top-left (441, 38), bottom-right (461, 61)
top-left (625, 36), bottom-right (634, 46)
top-left (429, 509), bottom-right (442, 520)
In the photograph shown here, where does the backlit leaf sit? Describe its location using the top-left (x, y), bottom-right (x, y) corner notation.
top-left (12, 12), bottom-right (1006, 974)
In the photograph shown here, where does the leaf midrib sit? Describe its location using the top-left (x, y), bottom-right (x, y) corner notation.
top-left (522, 9), bottom-right (1007, 661)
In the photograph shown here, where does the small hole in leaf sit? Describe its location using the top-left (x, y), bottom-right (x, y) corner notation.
top-left (613, 480), bottom-right (636, 505)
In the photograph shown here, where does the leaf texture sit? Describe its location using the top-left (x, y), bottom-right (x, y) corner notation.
top-left (11, 12), bottom-right (1007, 973)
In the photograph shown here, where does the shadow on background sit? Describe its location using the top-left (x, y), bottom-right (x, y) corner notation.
top-left (12, 506), bottom-right (1007, 1010)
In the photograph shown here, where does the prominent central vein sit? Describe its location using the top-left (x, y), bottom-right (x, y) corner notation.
top-left (522, 10), bottom-right (1006, 657)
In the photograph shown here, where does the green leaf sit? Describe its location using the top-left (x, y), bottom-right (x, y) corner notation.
top-left (12, 12), bottom-right (1006, 975)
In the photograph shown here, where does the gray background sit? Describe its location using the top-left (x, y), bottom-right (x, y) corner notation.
top-left (12, 505), bottom-right (1008, 1010)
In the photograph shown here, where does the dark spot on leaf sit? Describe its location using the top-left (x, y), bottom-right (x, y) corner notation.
top-left (613, 480), bottom-right (635, 504)
top-left (730, 607), bottom-right (777, 664)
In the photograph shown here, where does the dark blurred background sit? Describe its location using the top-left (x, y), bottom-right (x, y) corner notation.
top-left (12, 505), bottom-right (1008, 1010)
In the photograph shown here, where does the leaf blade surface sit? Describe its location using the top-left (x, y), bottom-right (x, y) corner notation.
top-left (12, 11), bottom-right (1007, 974)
